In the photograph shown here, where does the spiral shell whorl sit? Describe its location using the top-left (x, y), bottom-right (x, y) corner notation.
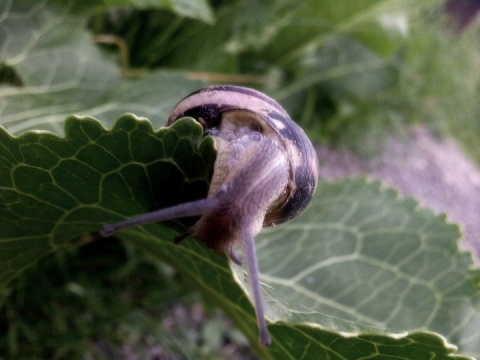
top-left (167, 85), bottom-right (319, 225)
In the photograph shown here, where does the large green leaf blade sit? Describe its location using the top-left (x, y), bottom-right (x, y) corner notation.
top-left (2, 71), bottom-right (205, 135)
top-left (249, 178), bottom-right (480, 357)
top-left (251, 0), bottom-right (417, 64)
top-left (0, 116), bottom-right (215, 287)
top-left (0, 0), bottom-right (118, 88)
top-left (117, 201), bottom-right (474, 360)
top-left (0, 0), bottom-right (205, 135)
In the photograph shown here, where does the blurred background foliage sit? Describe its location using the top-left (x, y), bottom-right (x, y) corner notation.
top-left (1, 0), bottom-right (479, 358)
top-left (86, 0), bottom-right (480, 158)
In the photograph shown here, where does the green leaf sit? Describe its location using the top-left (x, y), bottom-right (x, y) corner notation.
top-left (224, 0), bottom-right (298, 54)
top-left (274, 37), bottom-right (399, 103)
top-left (247, 0), bottom-right (416, 64)
top-left (1, 115), bottom-right (477, 358)
top-left (140, 5), bottom-right (239, 73)
top-left (0, 0), bottom-right (206, 135)
top-left (250, 178), bottom-right (480, 357)
top-left (0, 0), bottom-right (118, 87)
top-left (0, 115), bottom-right (215, 286)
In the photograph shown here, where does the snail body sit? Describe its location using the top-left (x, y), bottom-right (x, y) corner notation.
top-left (102, 85), bottom-right (319, 346)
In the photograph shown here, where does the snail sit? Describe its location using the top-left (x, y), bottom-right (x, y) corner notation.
top-left (102, 85), bottom-right (319, 346)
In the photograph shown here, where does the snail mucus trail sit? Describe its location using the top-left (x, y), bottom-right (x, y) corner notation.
top-left (101, 85), bottom-right (319, 346)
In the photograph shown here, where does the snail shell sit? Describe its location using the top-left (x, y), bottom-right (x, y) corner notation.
top-left (168, 85), bottom-right (319, 226)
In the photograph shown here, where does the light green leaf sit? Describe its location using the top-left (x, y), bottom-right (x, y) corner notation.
top-left (273, 37), bottom-right (398, 103)
top-left (0, 0), bottom-right (206, 135)
top-left (167, 0), bottom-right (214, 24)
top-left (238, 0), bottom-right (419, 64)
top-left (1, 70), bottom-right (205, 135)
top-left (224, 0), bottom-right (298, 54)
top-left (0, 0), bottom-right (118, 87)
top-left (95, 0), bottom-right (214, 23)
top-left (249, 178), bottom-right (480, 357)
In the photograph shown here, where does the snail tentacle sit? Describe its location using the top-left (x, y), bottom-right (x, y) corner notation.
top-left (101, 196), bottom-right (219, 236)
top-left (240, 226), bottom-right (271, 346)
